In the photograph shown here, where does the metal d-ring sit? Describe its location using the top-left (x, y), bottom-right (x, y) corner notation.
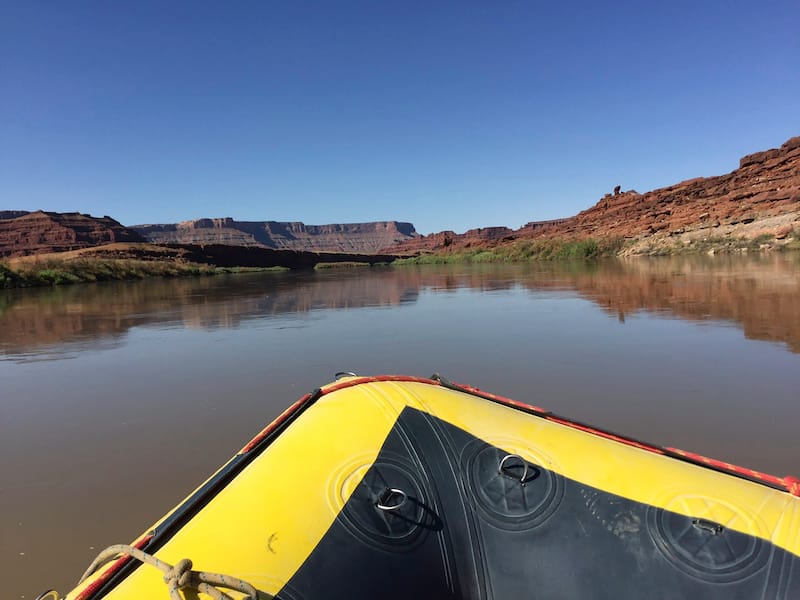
top-left (499, 453), bottom-right (529, 484)
top-left (376, 487), bottom-right (408, 512)
top-left (692, 518), bottom-right (724, 536)
top-left (335, 371), bottom-right (359, 380)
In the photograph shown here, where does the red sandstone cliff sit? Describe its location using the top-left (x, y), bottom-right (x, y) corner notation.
top-left (559, 136), bottom-right (800, 246)
top-left (386, 136), bottom-right (800, 254)
top-left (133, 219), bottom-right (418, 254)
top-left (0, 211), bottom-right (143, 258)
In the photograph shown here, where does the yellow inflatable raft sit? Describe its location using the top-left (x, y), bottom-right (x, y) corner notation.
top-left (51, 374), bottom-right (800, 599)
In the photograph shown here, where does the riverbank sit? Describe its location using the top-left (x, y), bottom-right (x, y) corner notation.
top-left (0, 256), bottom-right (294, 288)
top-left (0, 256), bottom-right (209, 287)
top-left (393, 237), bottom-right (625, 264)
top-left (0, 242), bottom-right (394, 288)
top-left (4, 230), bottom-right (800, 288)
top-left (393, 224), bottom-right (800, 264)
top-left (620, 215), bottom-right (800, 257)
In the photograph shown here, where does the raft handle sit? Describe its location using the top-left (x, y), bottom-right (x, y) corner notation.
top-left (335, 371), bottom-right (359, 380)
top-left (692, 518), bottom-right (724, 535)
top-left (376, 488), bottom-right (408, 512)
top-left (35, 591), bottom-right (59, 600)
top-left (499, 454), bottom-right (530, 485)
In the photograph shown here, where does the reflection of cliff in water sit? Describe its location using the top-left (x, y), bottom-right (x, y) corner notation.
top-left (0, 266), bottom-right (534, 359)
top-left (543, 254), bottom-right (800, 354)
top-left (0, 270), bottom-right (425, 359)
top-left (1, 254), bottom-right (799, 358)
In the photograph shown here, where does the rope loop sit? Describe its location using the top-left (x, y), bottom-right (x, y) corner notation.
top-left (163, 558), bottom-right (193, 589)
top-left (79, 544), bottom-right (263, 600)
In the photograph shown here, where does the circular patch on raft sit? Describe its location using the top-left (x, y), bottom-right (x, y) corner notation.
top-left (646, 492), bottom-right (770, 582)
top-left (335, 452), bottom-right (435, 552)
top-left (464, 440), bottom-right (564, 531)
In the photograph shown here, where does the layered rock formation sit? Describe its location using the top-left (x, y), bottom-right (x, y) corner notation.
top-left (386, 136), bottom-right (800, 254)
top-left (0, 211), bottom-right (143, 258)
top-left (133, 219), bottom-right (418, 254)
top-left (559, 136), bottom-right (800, 249)
top-left (384, 226), bottom-right (518, 254)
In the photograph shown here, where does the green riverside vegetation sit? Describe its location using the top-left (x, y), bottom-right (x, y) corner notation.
top-left (0, 256), bottom-right (345, 288)
top-left (393, 237), bottom-right (626, 265)
top-left (0, 258), bottom-right (218, 289)
top-left (313, 261), bottom-right (371, 269)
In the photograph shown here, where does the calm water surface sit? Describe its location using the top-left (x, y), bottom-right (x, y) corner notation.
top-left (2, 254), bottom-right (799, 598)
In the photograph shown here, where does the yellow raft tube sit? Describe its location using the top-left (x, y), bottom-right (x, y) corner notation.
top-left (51, 374), bottom-right (800, 600)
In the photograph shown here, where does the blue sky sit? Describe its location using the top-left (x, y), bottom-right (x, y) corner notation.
top-left (2, 1), bottom-right (798, 234)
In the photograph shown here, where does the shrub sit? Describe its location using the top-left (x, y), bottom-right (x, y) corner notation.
top-left (0, 262), bottom-right (12, 288)
top-left (470, 251), bottom-right (499, 263)
top-left (35, 269), bottom-right (82, 285)
top-left (314, 261), bottom-right (371, 269)
top-left (752, 233), bottom-right (775, 244)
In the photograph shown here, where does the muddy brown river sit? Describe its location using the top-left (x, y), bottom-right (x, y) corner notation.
top-left (2, 254), bottom-right (799, 598)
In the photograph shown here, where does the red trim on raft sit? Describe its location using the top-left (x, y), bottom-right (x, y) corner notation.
top-left (74, 535), bottom-right (153, 600)
top-left (239, 376), bottom-right (436, 454)
top-left (447, 379), bottom-right (665, 454)
top-left (308, 375), bottom-right (798, 497)
top-left (444, 378), bottom-right (798, 496)
top-left (547, 417), bottom-right (666, 454)
top-left (785, 477), bottom-right (800, 497)
top-left (239, 393), bottom-right (313, 454)
top-left (450, 379), bottom-right (800, 497)
top-left (321, 375), bottom-right (438, 395)
top-left (666, 448), bottom-right (800, 497)
top-left (445, 380), bottom-right (550, 414)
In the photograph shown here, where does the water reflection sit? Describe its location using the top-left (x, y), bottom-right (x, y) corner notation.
top-left (535, 254), bottom-right (800, 353)
top-left (1, 254), bottom-right (799, 359)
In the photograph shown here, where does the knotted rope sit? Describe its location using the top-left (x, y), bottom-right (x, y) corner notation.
top-left (79, 544), bottom-right (263, 600)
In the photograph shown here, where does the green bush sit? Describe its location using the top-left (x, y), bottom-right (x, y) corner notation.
top-left (215, 266), bottom-right (290, 274)
top-left (314, 261), bottom-right (371, 269)
top-left (36, 269), bottom-right (82, 285)
top-left (392, 238), bottom-right (624, 265)
top-left (554, 239), bottom-right (600, 259)
top-left (0, 257), bottom-right (222, 288)
top-left (0, 262), bottom-right (12, 288)
top-left (752, 233), bottom-right (775, 244)
top-left (470, 250), bottom-right (499, 263)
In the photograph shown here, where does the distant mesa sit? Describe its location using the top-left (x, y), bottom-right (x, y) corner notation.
top-left (0, 211), bottom-right (143, 258)
top-left (0, 213), bottom-right (418, 258)
top-left (132, 219), bottom-right (419, 254)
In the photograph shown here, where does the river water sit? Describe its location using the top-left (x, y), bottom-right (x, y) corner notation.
top-left (2, 254), bottom-right (799, 598)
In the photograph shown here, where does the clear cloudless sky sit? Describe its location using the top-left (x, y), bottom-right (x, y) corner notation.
top-left (1, 1), bottom-right (798, 234)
